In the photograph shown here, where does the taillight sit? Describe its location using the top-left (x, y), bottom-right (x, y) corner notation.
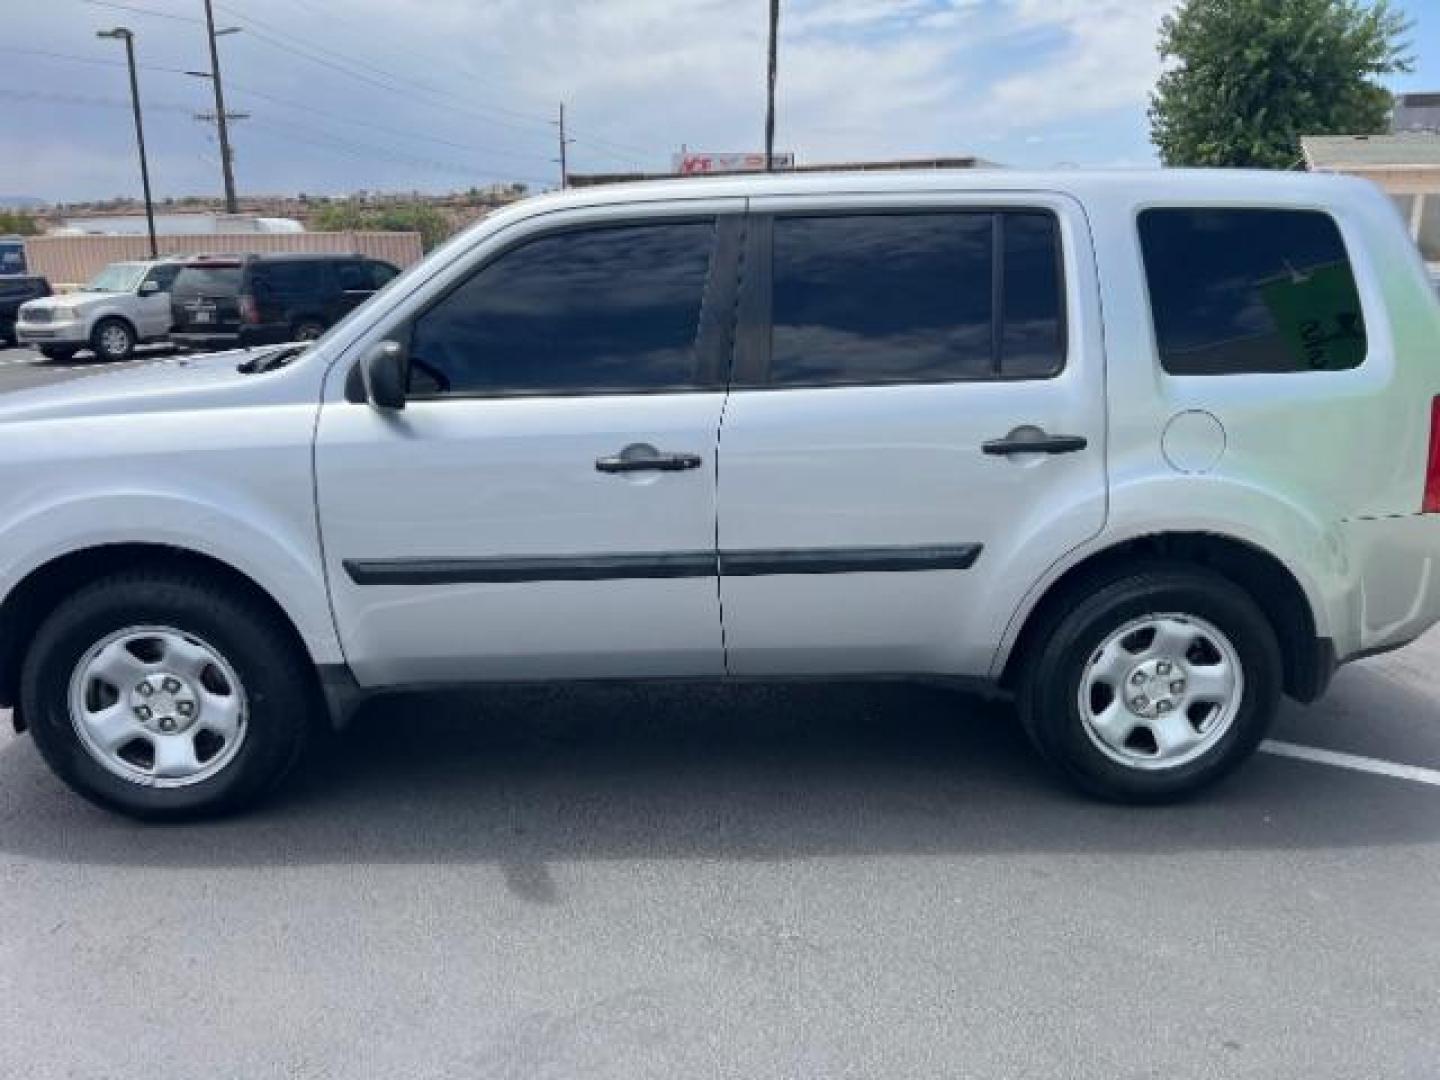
top-left (239, 293), bottom-right (259, 324)
top-left (1425, 396), bottom-right (1440, 514)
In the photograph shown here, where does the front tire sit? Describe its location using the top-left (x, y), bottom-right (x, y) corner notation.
top-left (21, 571), bottom-right (315, 820)
top-left (1018, 563), bottom-right (1281, 803)
top-left (90, 317), bottom-right (136, 361)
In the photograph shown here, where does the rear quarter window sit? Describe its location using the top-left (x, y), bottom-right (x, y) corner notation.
top-left (1138, 207), bottom-right (1367, 375)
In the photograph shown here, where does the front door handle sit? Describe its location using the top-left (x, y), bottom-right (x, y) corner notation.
top-left (596, 443), bottom-right (703, 474)
top-left (982, 431), bottom-right (1089, 456)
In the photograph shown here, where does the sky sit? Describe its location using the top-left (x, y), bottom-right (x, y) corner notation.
top-left (1, 0), bottom-right (1438, 203)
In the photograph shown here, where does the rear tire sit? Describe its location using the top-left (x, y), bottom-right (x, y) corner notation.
top-left (21, 571), bottom-right (316, 820)
top-left (90, 317), bottom-right (136, 362)
top-left (1018, 563), bottom-right (1281, 803)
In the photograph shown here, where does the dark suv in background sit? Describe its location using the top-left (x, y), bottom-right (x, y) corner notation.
top-left (0, 275), bottom-right (51, 346)
top-left (169, 253), bottom-right (399, 351)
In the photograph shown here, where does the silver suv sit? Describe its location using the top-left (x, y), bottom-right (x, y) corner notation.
top-left (15, 258), bottom-right (182, 362)
top-left (0, 169), bottom-right (1437, 819)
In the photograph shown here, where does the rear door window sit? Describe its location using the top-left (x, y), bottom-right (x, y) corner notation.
top-left (1138, 208), bottom-right (1367, 374)
top-left (256, 261), bottom-right (324, 296)
top-left (764, 210), bottom-right (1065, 387)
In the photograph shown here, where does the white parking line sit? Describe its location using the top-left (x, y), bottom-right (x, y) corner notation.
top-left (1260, 739), bottom-right (1440, 788)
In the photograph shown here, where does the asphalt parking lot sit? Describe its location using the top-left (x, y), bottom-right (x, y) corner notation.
top-left (0, 342), bottom-right (175, 391)
top-left (0, 347), bottom-right (1437, 1078)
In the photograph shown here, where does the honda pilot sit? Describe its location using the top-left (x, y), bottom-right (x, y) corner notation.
top-left (0, 170), bottom-right (1437, 819)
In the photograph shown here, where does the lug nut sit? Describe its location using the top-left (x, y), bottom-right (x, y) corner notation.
top-left (162, 677), bottom-right (181, 693)
top-left (1156, 660), bottom-right (1172, 676)
top-left (1131, 671), bottom-right (1147, 686)
top-left (136, 705), bottom-right (152, 720)
top-left (1131, 695), bottom-right (1149, 711)
top-left (176, 701), bottom-right (194, 717)
top-left (158, 716), bottom-right (177, 733)
top-left (1171, 680), bottom-right (1186, 695)
top-left (1156, 700), bottom-right (1173, 713)
top-left (137, 682), bottom-right (153, 697)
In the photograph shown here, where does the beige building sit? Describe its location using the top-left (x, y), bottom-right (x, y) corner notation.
top-left (1302, 132), bottom-right (1440, 264)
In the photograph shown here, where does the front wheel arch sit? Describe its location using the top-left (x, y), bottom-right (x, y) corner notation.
top-left (0, 544), bottom-right (322, 719)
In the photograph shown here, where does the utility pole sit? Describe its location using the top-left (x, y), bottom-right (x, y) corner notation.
top-left (553, 103), bottom-right (574, 189)
top-left (201, 0), bottom-right (239, 212)
top-left (764, 0), bottom-right (779, 171)
top-left (97, 27), bottom-right (157, 258)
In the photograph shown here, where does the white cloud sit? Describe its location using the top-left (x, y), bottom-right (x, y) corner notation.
top-left (982, 0), bottom-right (1174, 123)
top-left (1, 0), bottom-right (1177, 200)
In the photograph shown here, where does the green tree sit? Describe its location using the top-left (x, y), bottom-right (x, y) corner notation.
top-left (310, 201), bottom-right (452, 251)
top-left (1150, 0), bottom-right (1412, 168)
top-left (0, 211), bottom-right (40, 236)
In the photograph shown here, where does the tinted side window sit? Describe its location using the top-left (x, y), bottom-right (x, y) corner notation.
top-left (770, 214), bottom-right (994, 386)
top-left (336, 261), bottom-right (372, 291)
top-left (255, 261), bottom-right (322, 295)
top-left (1000, 213), bottom-right (1065, 377)
top-left (766, 211), bottom-right (1066, 386)
top-left (409, 220), bottom-right (715, 396)
top-left (368, 261), bottom-right (399, 289)
top-left (1139, 208), bottom-right (1367, 375)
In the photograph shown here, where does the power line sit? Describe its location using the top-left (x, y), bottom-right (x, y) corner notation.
top-left (223, 81), bottom-right (555, 165)
top-left (0, 44), bottom-right (194, 76)
top-left (4, 46), bottom-right (556, 166)
top-left (245, 117), bottom-right (552, 186)
top-left (210, 1), bottom-right (653, 165)
top-left (0, 85), bottom-right (195, 115)
top-left (81, 0), bottom-right (203, 23)
top-left (66, 0), bottom-right (657, 168)
top-left (213, 4), bottom-right (557, 140)
top-left (0, 85), bottom-right (552, 186)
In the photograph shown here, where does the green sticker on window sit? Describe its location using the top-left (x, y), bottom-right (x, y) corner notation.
top-left (1260, 263), bottom-right (1366, 371)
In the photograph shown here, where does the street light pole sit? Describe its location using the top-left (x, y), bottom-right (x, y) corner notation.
top-left (97, 28), bottom-right (157, 258)
top-left (764, 0), bottom-right (779, 171)
top-left (201, 0), bottom-right (239, 213)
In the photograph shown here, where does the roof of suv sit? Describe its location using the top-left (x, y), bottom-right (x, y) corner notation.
top-left (183, 252), bottom-right (368, 264)
top-left (509, 166), bottom-right (1378, 215)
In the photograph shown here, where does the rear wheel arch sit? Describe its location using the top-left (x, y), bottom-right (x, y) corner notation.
top-left (998, 532), bottom-right (1327, 704)
top-left (0, 543), bottom-right (321, 718)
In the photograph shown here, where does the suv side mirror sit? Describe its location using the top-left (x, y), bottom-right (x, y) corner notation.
top-left (139, 280), bottom-right (160, 295)
top-left (361, 339), bottom-right (408, 410)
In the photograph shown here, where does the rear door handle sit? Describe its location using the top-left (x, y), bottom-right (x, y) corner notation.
top-left (596, 444), bottom-right (703, 474)
top-left (981, 431), bottom-right (1089, 456)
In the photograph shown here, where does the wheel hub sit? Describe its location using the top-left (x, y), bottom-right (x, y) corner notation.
top-left (128, 670), bottom-right (200, 735)
top-left (1123, 657), bottom-right (1188, 718)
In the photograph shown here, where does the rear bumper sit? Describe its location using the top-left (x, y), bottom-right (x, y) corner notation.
top-left (172, 325), bottom-right (290, 350)
top-left (170, 330), bottom-right (243, 350)
top-left (1333, 514), bottom-right (1440, 662)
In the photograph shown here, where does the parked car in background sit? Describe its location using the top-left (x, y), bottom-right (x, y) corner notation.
top-left (0, 169), bottom-right (1438, 820)
top-left (0, 275), bottom-right (51, 346)
top-left (0, 237), bottom-right (27, 276)
top-left (14, 258), bottom-right (182, 362)
top-left (169, 252), bottom-right (400, 351)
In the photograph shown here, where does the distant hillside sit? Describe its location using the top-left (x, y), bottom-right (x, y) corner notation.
top-left (0, 196), bottom-right (45, 210)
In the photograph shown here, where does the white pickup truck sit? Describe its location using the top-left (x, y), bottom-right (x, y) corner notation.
top-left (1, 169), bottom-right (1438, 820)
top-left (15, 259), bottom-right (182, 362)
